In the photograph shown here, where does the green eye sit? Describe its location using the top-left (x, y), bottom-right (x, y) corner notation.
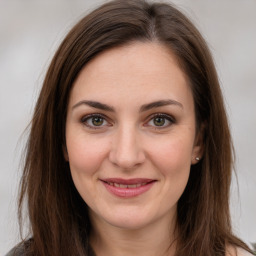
top-left (153, 117), bottom-right (166, 126)
top-left (147, 114), bottom-right (174, 128)
top-left (81, 114), bottom-right (108, 128)
top-left (91, 116), bottom-right (104, 126)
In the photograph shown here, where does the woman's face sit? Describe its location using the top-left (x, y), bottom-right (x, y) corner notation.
top-left (65, 42), bottom-right (202, 230)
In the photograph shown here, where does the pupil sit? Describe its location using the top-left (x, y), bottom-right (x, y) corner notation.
top-left (154, 117), bottom-right (165, 126)
top-left (92, 117), bottom-right (103, 126)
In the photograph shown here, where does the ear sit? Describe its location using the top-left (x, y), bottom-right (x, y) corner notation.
top-left (191, 123), bottom-right (205, 165)
top-left (63, 144), bottom-right (69, 162)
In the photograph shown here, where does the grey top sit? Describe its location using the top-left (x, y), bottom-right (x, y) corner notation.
top-left (5, 241), bottom-right (96, 256)
top-left (5, 245), bottom-right (25, 256)
top-left (6, 244), bottom-right (254, 256)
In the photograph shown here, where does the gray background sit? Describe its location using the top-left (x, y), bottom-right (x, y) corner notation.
top-left (0, 0), bottom-right (255, 254)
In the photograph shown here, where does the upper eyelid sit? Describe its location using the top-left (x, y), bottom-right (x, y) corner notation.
top-left (81, 113), bottom-right (108, 121)
top-left (147, 113), bottom-right (175, 121)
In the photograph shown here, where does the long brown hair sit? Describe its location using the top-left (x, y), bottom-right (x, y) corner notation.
top-left (18, 0), bottom-right (253, 255)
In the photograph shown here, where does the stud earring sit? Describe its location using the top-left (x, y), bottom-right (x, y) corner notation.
top-left (195, 157), bottom-right (200, 161)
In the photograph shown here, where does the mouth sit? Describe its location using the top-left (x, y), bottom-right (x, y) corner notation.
top-left (100, 178), bottom-right (156, 198)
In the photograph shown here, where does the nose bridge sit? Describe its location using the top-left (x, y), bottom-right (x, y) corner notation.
top-left (109, 123), bottom-right (145, 169)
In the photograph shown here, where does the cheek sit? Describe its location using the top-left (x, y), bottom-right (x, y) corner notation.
top-left (66, 134), bottom-right (108, 176)
top-left (66, 134), bottom-right (110, 205)
top-left (148, 134), bottom-right (193, 177)
top-left (149, 136), bottom-right (193, 205)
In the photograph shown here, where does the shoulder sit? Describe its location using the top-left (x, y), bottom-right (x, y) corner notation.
top-left (237, 248), bottom-right (256, 256)
top-left (5, 240), bottom-right (32, 256)
top-left (5, 245), bottom-right (25, 256)
top-left (226, 246), bottom-right (255, 256)
top-left (236, 248), bottom-right (255, 256)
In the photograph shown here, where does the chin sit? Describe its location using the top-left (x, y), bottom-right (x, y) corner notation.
top-left (96, 205), bottom-right (163, 231)
top-left (105, 216), bottom-right (152, 230)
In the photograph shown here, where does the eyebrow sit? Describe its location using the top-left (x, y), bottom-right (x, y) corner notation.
top-left (72, 99), bottom-right (183, 112)
top-left (72, 100), bottom-right (115, 112)
top-left (140, 99), bottom-right (183, 112)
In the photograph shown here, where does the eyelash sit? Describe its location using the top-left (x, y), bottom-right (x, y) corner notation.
top-left (80, 113), bottom-right (175, 129)
top-left (81, 113), bottom-right (111, 129)
top-left (145, 113), bottom-right (175, 129)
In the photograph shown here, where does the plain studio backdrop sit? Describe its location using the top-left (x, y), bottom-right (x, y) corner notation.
top-left (0, 0), bottom-right (255, 254)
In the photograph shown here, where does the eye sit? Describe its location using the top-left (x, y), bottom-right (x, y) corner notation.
top-left (146, 114), bottom-right (175, 128)
top-left (81, 114), bottom-right (110, 129)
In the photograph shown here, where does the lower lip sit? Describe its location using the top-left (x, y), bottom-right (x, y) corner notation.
top-left (102, 181), bottom-right (155, 198)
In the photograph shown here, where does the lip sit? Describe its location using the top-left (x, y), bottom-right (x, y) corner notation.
top-left (100, 178), bottom-right (156, 198)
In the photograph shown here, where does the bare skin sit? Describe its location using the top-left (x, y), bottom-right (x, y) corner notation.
top-left (65, 42), bottom-right (204, 256)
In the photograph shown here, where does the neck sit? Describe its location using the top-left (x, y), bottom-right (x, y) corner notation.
top-left (89, 213), bottom-right (177, 256)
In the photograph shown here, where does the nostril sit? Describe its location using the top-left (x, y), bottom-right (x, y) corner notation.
top-left (109, 151), bottom-right (145, 169)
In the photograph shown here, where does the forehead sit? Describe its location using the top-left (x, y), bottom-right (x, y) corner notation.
top-left (69, 42), bottom-right (193, 109)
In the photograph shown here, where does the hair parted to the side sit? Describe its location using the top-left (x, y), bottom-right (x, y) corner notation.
top-left (18, 0), bottom-right (253, 255)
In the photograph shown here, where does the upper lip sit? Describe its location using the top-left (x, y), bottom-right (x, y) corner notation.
top-left (100, 178), bottom-right (156, 185)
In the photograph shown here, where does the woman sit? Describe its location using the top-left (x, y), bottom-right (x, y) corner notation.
top-left (6, 0), bottom-right (255, 255)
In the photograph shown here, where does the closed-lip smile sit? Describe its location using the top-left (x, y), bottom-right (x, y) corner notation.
top-left (100, 178), bottom-right (156, 198)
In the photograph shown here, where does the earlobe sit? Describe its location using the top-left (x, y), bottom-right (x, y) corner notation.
top-left (191, 123), bottom-right (205, 165)
top-left (191, 147), bottom-right (202, 165)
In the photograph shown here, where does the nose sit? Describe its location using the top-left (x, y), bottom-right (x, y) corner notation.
top-left (109, 125), bottom-right (145, 170)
